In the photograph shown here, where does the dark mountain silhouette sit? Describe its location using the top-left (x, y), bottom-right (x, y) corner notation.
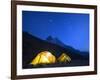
top-left (46, 36), bottom-right (66, 47)
top-left (22, 32), bottom-right (89, 68)
top-left (46, 36), bottom-right (89, 57)
top-left (46, 36), bottom-right (79, 51)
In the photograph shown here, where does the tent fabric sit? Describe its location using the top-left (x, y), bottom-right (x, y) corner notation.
top-left (30, 51), bottom-right (56, 65)
top-left (58, 53), bottom-right (71, 62)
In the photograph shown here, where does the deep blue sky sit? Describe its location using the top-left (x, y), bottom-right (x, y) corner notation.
top-left (22, 11), bottom-right (89, 52)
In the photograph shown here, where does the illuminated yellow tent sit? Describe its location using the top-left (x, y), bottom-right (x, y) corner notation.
top-left (30, 51), bottom-right (56, 65)
top-left (58, 53), bottom-right (71, 62)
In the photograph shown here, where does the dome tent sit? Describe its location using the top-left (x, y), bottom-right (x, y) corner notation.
top-left (58, 53), bottom-right (71, 63)
top-left (30, 51), bottom-right (56, 65)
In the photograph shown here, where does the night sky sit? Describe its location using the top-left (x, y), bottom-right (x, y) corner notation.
top-left (22, 11), bottom-right (89, 52)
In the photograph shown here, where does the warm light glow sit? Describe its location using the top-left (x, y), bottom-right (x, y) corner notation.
top-left (58, 53), bottom-right (71, 62)
top-left (30, 51), bottom-right (56, 65)
top-left (39, 55), bottom-right (50, 63)
top-left (30, 51), bottom-right (71, 65)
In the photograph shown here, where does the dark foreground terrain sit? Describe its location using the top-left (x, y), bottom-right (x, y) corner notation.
top-left (22, 32), bottom-right (89, 69)
top-left (24, 60), bottom-right (89, 69)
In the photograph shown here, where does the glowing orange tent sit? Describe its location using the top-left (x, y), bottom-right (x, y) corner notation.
top-left (30, 51), bottom-right (56, 65)
top-left (58, 53), bottom-right (71, 62)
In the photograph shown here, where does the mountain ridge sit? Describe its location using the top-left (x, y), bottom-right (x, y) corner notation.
top-left (22, 32), bottom-right (89, 68)
top-left (46, 36), bottom-right (78, 52)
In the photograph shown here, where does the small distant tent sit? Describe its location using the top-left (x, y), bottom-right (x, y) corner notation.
top-left (30, 51), bottom-right (56, 65)
top-left (58, 53), bottom-right (71, 62)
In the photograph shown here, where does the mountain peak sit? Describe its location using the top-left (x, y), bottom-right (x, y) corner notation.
top-left (46, 36), bottom-right (65, 47)
top-left (46, 36), bottom-right (54, 41)
top-left (46, 36), bottom-right (75, 51)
